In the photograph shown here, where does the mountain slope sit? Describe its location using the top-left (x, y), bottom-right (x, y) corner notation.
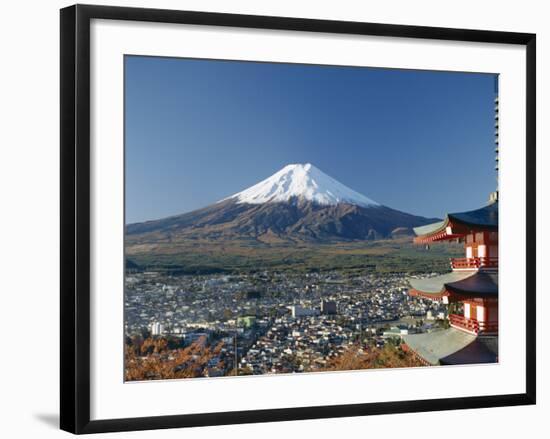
top-left (127, 198), bottom-right (435, 242)
top-left (127, 163), bottom-right (437, 244)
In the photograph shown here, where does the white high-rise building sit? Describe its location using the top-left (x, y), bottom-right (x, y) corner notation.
top-left (150, 321), bottom-right (165, 336)
top-left (289, 305), bottom-right (319, 318)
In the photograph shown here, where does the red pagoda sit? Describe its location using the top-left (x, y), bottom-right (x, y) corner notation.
top-left (403, 201), bottom-right (499, 365)
top-left (402, 90), bottom-right (499, 366)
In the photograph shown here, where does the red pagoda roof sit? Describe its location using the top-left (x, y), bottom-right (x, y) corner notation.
top-left (408, 271), bottom-right (498, 301)
top-left (403, 328), bottom-right (498, 365)
top-left (445, 271), bottom-right (498, 298)
top-left (413, 201), bottom-right (498, 243)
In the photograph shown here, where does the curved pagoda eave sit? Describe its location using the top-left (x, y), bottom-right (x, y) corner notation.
top-left (413, 201), bottom-right (498, 243)
top-left (408, 271), bottom-right (498, 300)
top-left (408, 271), bottom-right (473, 299)
top-left (403, 328), bottom-right (498, 365)
top-left (444, 271), bottom-right (498, 299)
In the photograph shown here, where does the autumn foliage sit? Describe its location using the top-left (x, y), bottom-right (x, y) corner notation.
top-left (325, 342), bottom-right (425, 371)
top-left (125, 336), bottom-right (424, 381)
top-left (125, 336), bottom-right (224, 381)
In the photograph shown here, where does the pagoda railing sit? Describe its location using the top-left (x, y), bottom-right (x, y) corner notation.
top-left (449, 314), bottom-right (498, 335)
top-left (450, 257), bottom-right (498, 270)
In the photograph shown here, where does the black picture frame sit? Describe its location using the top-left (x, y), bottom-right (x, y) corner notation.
top-left (60, 4), bottom-right (536, 434)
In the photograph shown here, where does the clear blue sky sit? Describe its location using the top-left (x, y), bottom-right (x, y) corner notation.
top-left (125, 55), bottom-right (497, 224)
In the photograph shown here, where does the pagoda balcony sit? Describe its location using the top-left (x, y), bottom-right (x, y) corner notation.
top-left (449, 314), bottom-right (498, 335)
top-left (450, 257), bottom-right (498, 270)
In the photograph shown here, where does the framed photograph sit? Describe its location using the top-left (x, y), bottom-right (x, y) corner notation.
top-left (60, 4), bottom-right (536, 434)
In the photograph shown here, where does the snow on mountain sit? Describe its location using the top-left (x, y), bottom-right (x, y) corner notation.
top-left (222, 163), bottom-right (380, 207)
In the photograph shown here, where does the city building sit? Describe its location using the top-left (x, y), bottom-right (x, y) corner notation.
top-left (382, 326), bottom-right (409, 339)
top-left (289, 305), bottom-right (320, 318)
top-left (321, 300), bottom-right (337, 315)
top-left (150, 321), bottom-right (165, 336)
top-left (237, 315), bottom-right (257, 328)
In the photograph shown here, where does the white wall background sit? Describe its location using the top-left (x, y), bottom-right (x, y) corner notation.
top-left (0, 0), bottom-right (546, 437)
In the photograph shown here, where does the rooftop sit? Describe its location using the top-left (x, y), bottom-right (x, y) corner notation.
top-left (413, 201), bottom-right (498, 243)
top-left (403, 328), bottom-right (498, 365)
top-left (409, 271), bottom-right (498, 299)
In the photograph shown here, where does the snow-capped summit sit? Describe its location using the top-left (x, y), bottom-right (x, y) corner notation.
top-left (223, 163), bottom-right (380, 207)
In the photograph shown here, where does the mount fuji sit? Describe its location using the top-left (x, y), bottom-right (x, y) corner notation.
top-left (127, 163), bottom-right (437, 243)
